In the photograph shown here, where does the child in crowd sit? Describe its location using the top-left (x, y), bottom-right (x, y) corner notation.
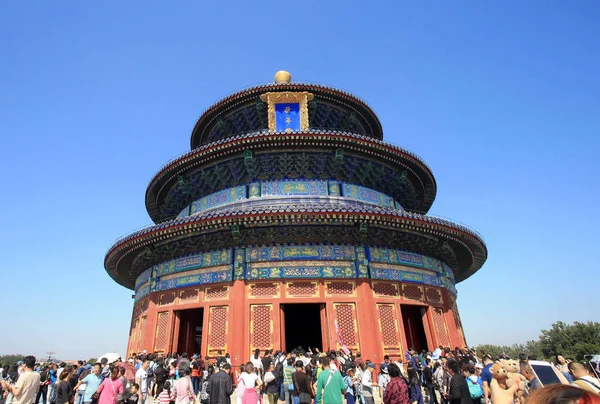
top-left (126, 383), bottom-right (140, 404)
top-left (158, 380), bottom-right (173, 404)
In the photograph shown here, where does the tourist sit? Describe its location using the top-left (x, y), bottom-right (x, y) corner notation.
top-left (208, 363), bottom-right (232, 404)
top-left (99, 360), bottom-right (110, 383)
top-left (55, 365), bottom-right (74, 404)
top-left (73, 364), bottom-right (101, 404)
top-left (177, 354), bottom-right (189, 376)
top-left (359, 362), bottom-right (375, 404)
top-left (518, 361), bottom-right (540, 398)
top-left (446, 359), bottom-right (470, 404)
top-left (157, 381), bottom-right (171, 404)
top-left (569, 362), bottom-right (600, 394)
top-left (153, 360), bottom-right (167, 398)
top-left (46, 363), bottom-right (57, 404)
top-left (171, 370), bottom-right (193, 404)
top-left (382, 363), bottom-right (409, 404)
top-left (464, 365), bottom-right (483, 404)
top-left (1, 356), bottom-right (40, 404)
top-left (342, 369), bottom-right (356, 404)
top-left (250, 350), bottom-right (263, 375)
top-left (478, 354), bottom-right (493, 402)
top-left (315, 357), bottom-right (345, 404)
top-left (523, 383), bottom-right (600, 404)
top-left (134, 360), bottom-right (149, 404)
top-left (239, 362), bottom-right (263, 404)
top-left (95, 367), bottom-right (124, 404)
top-left (124, 383), bottom-right (138, 404)
top-left (198, 373), bottom-right (209, 404)
top-left (261, 351), bottom-right (272, 375)
top-left (407, 367), bottom-right (423, 404)
top-left (169, 362), bottom-right (177, 380)
top-left (264, 362), bottom-right (280, 404)
top-left (378, 357), bottom-right (391, 399)
top-left (292, 361), bottom-right (313, 404)
top-left (35, 365), bottom-right (50, 404)
top-left (190, 356), bottom-right (200, 397)
top-left (282, 358), bottom-right (295, 404)
top-left (422, 360), bottom-right (437, 404)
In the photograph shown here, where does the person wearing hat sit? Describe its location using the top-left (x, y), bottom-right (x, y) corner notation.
top-left (360, 362), bottom-right (376, 404)
top-left (377, 363), bottom-right (390, 400)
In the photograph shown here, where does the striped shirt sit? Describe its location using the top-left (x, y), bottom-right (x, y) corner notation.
top-left (284, 365), bottom-right (294, 385)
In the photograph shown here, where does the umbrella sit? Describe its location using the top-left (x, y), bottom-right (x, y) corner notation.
top-left (98, 353), bottom-right (121, 364)
top-left (114, 362), bottom-right (137, 380)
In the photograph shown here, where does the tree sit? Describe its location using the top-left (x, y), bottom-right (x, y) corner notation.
top-left (0, 354), bottom-right (25, 365)
top-left (539, 321), bottom-right (600, 361)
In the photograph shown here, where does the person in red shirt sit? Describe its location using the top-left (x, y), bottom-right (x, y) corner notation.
top-left (383, 364), bottom-right (410, 404)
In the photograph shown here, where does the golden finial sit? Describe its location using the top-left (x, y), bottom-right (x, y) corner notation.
top-left (274, 70), bottom-right (292, 83)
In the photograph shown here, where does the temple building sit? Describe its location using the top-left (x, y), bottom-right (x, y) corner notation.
top-left (104, 71), bottom-right (487, 365)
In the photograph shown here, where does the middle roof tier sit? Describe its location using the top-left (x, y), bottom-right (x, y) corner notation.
top-left (146, 130), bottom-right (437, 223)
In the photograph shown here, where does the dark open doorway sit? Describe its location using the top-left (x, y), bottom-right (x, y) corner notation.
top-left (282, 304), bottom-right (323, 353)
top-left (176, 308), bottom-right (204, 357)
top-left (401, 305), bottom-right (428, 352)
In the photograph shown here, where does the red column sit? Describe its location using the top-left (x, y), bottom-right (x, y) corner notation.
top-left (355, 280), bottom-right (381, 363)
top-left (441, 289), bottom-right (461, 349)
top-left (228, 280), bottom-right (247, 367)
top-left (143, 295), bottom-right (158, 353)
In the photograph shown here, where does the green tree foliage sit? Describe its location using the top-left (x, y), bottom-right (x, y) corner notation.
top-left (539, 321), bottom-right (600, 361)
top-left (474, 342), bottom-right (543, 360)
top-left (0, 354), bottom-right (25, 365)
top-left (87, 358), bottom-right (97, 365)
top-left (475, 321), bottom-right (600, 362)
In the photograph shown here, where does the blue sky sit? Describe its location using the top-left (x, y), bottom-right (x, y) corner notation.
top-left (1, 1), bottom-right (598, 360)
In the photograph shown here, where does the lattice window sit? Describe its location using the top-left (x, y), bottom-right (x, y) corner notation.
top-left (373, 282), bottom-right (398, 297)
top-left (287, 282), bottom-right (317, 296)
top-left (140, 299), bottom-right (149, 313)
top-left (154, 312), bottom-right (170, 352)
top-left (425, 288), bottom-right (443, 305)
top-left (326, 282), bottom-right (355, 296)
top-left (208, 307), bottom-right (228, 350)
top-left (205, 286), bottom-right (229, 300)
top-left (432, 308), bottom-right (450, 347)
top-left (249, 283), bottom-right (279, 298)
top-left (159, 293), bottom-right (175, 306)
top-left (377, 304), bottom-right (400, 347)
top-left (251, 305), bottom-right (272, 349)
top-left (179, 289), bottom-right (199, 304)
top-left (335, 304), bottom-right (357, 347)
top-left (403, 284), bottom-right (424, 301)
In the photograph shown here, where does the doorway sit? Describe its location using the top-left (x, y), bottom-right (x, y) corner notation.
top-left (400, 305), bottom-right (428, 352)
top-left (281, 304), bottom-right (323, 352)
top-left (176, 308), bottom-right (204, 357)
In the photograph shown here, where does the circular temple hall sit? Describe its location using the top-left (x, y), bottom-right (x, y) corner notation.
top-left (104, 71), bottom-right (487, 365)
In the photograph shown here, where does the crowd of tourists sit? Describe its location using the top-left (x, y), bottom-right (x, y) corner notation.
top-left (1, 348), bottom-right (599, 404)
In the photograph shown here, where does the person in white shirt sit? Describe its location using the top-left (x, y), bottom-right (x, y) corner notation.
top-left (135, 359), bottom-right (150, 404)
top-left (569, 362), bottom-right (600, 394)
top-left (249, 350), bottom-right (263, 373)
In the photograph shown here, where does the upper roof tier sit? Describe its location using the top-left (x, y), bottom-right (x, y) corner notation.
top-left (190, 74), bottom-right (383, 148)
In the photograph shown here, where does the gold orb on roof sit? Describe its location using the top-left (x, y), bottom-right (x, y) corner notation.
top-left (274, 70), bottom-right (292, 83)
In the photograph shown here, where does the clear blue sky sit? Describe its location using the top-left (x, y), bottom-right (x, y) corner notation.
top-left (1, 1), bottom-right (598, 360)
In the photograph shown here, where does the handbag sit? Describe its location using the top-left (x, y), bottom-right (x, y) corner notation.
top-left (298, 392), bottom-right (312, 403)
top-left (236, 377), bottom-right (245, 398)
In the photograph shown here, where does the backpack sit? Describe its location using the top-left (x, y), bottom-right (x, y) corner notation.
top-left (147, 362), bottom-right (155, 378)
top-left (154, 366), bottom-right (167, 383)
top-left (275, 361), bottom-right (284, 376)
top-left (216, 357), bottom-right (226, 368)
top-left (467, 377), bottom-right (483, 399)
